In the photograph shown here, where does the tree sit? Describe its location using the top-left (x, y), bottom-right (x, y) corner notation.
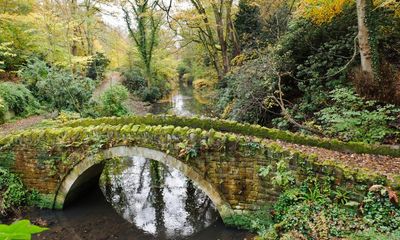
top-left (122, 0), bottom-right (162, 87)
top-left (234, 0), bottom-right (262, 44)
top-left (356, 0), bottom-right (378, 80)
top-left (177, 0), bottom-right (240, 81)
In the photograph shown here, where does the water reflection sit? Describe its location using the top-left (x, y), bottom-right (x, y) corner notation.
top-left (150, 84), bottom-right (213, 116)
top-left (100, 157), bottom-right (220, 239)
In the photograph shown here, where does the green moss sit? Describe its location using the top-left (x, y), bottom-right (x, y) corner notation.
top-left (56, 115), bottom-right (399, 157)
top-left (0, 151), bottom-right (15, 168)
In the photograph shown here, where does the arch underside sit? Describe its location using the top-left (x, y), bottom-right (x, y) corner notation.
top-left (54, 146), bottom-right (234, 220)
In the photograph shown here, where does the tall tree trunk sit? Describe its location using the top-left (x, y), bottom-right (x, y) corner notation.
top-left (356, 0), bottom-right (378, 79)
top-left (212, 3), bottom-right (229, 74)
top-left (71, 0), bottom-right (79, 56)
top-left (190, 0), bottom-right (226, 81)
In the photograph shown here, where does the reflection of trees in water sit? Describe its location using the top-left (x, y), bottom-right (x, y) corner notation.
top-left (185, 180), bottom-right (215, 230)
top-left (100, 156), bottom-right (219, 238)
top-left (149, 160), bottom-right (166, 239)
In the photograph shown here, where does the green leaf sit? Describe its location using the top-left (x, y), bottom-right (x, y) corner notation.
top-left (0, 220), bottom-right (48, 240)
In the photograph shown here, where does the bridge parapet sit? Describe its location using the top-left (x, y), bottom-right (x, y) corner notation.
top-left (60, 115), bottom-right (400, 157)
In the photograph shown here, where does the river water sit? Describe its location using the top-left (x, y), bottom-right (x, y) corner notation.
top-left (24, 83), bottom-right (252, 240)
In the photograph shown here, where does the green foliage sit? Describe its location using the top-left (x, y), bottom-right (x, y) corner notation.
top-left (0, 42), bottom-right (16, 72)
top-left (224, 208), bottom-right (272, 234)
top-left (20, 58), bottom-right (95, 112)
top-left (18, 57), bottom-right (50, 92)
top-left (259, 159), bottom-right (295, 189)
top-left (122, 68), bottom-right (165, 103)
top-left (0, 97), bottom-right (8, 123)
top-left (0, 220), bottom-right (48, 240)
top-left (234, 0), bottom-right (263, 49)
top-left (216, 53), bottom-right (278, 124)
top-left (0, 167), bottom-right (27, 214)
top-left (362, 186), bottom-right (400, 232)
top-left (349, 228), bottom-right (400, 240)
top-left (86, 52), bottom-right (110, 81)
top-left (317, 87), bottom-right (399, 143)
top-left (122, 68), bottom-right (147, 93)
top-left (230, 178), bottom-right (400, 240)
top-left (140, 86), bottom-right (162, 103)
top-left (0, 82), bottom-right (40, 117)
top-left (100, 84), bottom-right (129, 117)
top-left (36, 71), bottom-right (94, 112)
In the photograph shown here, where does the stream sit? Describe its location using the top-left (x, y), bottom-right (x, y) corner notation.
top-left (24, 83), bottom-right (253, 240)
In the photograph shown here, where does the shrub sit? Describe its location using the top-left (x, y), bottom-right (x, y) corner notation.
top-left (362, 186), bottom-right (400, 232)
top-left (0, 82), bottom-right (40, 117)
top-left (19, 57), bottom-right (50, 93)
top-left (0, 167), bottom-right (27, 214)
top-left (317, 87), bottom-right (399, 143)
top-left (140, 86), bottom-right (162, 103)
top-left (231, 179), bottom-right (400, 239)
top-left (122, 69), bottom-right (146, 93)
top-left (35, 71), bottom-right (94, 112)
top-left (0, 97), bottom-right (7, 123)
top-left (86, 52), bottom-right (110, 81)
top-left (349, 228), bottom-right (400, 240)
top-left (19, 58), bottom-right (95, 112)
top-left (215, 53), bottom-right (279, 124)
top-left (100, 84), bottom-right (129, 116)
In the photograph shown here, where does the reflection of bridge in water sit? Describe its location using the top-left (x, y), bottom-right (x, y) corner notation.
top-left (1, 115), bottom-right (399, 221)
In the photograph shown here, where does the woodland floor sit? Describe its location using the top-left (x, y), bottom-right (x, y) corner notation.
top-left (265, 139), bottom-right (400, 181)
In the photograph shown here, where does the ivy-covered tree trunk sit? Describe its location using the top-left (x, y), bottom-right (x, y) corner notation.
top-left (122, 0), bottom-right (161, 87)
top-left (356, 0), bottom-right (379, 80)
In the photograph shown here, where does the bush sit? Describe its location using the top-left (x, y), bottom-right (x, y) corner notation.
top-left (215, 53), bottom-right (279, 124)
top-left (230, 178), bottom-right (400, 239)
top-left (86, 52), bottom-right (110, 81)
top-left (317, 87), bottom-right (399, 143)
top-left (0, 97), bottom-right (7, 123)
top-left (0, 82), bottom-right (40, 117)
top-left (100, 84), bottom-right (129, 116)
top-left (122, 69), bottom-right (147, 93)
top-left (362, 186), bottom-right (400, 232)
top-left (35, 71), bottom-right (94, 112)
top-left (19, 58), bottom-right (95, 112)
top-left (140, 86), bottom-right (163, 103)
top-left (19, 57), bottom-right (50, 93)
top-left (0, 167), bottom-right (27, 214)
top-left (349, 228), bottom-right (400, 240)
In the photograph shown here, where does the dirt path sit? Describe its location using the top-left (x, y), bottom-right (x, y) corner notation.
top-left (93, 72), bottom-right (151, 115)
top-left (264, 139), bottom-right (400, 180)
top-left (0, 115), bottom-right (46, 136)
top-left (92, 72), bottom-right (123, 101)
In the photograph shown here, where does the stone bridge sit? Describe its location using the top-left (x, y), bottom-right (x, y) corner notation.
top-left (1, 115), bottom-right (399, 221)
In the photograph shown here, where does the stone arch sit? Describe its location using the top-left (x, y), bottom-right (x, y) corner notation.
top-left (54, 146), bottom-right (234, 220)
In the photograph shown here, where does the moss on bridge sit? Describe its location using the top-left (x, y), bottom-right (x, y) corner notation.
top-left (59, 114), bottom-right (400, 157)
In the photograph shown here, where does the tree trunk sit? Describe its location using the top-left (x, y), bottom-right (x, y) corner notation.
top-left (71, 0), bottom-right (79, 56)
top-left (356, 0), bottom-right (377, 79)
